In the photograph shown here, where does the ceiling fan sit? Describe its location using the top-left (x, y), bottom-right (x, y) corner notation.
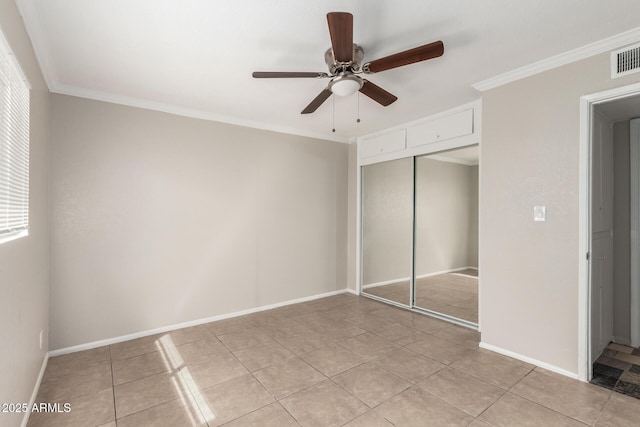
top-left (252, 12), bottom-right (444, 114)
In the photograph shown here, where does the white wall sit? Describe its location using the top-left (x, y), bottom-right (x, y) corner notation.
top-left (481, 52), bottom-right (640, 374)
top-left (49, 94), bottom-right (348, 350)
top-left (0, 1), bottom-right (50, 426)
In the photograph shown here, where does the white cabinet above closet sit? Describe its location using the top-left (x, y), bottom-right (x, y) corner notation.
top-left (406, 108), bottom-right (474, 148)
top-left (358, 100), bottom-right (481, 165)
top-left (359, 129), bottom-right (406, 158)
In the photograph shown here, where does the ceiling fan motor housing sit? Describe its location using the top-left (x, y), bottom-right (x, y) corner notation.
top-left (325, 44), bottom-right (364, 74)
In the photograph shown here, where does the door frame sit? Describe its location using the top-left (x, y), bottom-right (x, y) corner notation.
top-left (578, 82), bottom-right (640, 382)
top-left (631, 118), bottom-right (640, 347)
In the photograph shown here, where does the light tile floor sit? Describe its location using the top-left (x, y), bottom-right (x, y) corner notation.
top-left (26, 293), bottom-right (640, 426)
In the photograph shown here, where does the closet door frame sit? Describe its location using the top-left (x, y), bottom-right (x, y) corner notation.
top-left (357, 140), bottom-right (480, 330)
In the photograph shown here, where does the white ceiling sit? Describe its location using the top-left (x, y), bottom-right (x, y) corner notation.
top-left (15, 0), bottom-right (640, 142)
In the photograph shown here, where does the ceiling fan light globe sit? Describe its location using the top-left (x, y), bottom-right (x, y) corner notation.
top-left (329, 77), bottom-right (362, 96)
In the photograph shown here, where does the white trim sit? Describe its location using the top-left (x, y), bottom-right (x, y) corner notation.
top-left (410, 157), bottom-right (416, 307)
top-left (362, 277), bottom-right (410, 289)
top-left (631, 118), bottom-right (640, 347)
top-left (356, 151), bottom-right (362, 296)
top-left (473, 27), bottom-right (640, 92)
top-left (51, 84), bottom-right (349, 144)
top-left (345, 288), bottom-right (358, 296)
top-left (614, 335), bottom-right (632, 347)
top-left (48, 289), bottom-right (349, 357)
top-left (21, 354), bottom-right (48, 427)
top-left (479, 342), bottom-right (579, 381)
top-left (420, 266), bottom-right (477, 279)
top-left (476, 106), bottom-right (483, 333)
top-left (578, 97), bottom-right (592, 382)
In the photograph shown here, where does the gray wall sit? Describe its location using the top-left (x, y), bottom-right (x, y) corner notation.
top-left (415, 157), bottom-right (479, 276)
top-left (49, 94), bottom-right (348, 350)
top-left (481, 52), bottom-right (640, 374)
top-left (0, 1), bottom-right (51, 425)
top-left (613, 120), bottom-right (630, 343)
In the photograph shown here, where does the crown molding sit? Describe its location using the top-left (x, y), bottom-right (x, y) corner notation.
top-left (16, 0), bottom-right (348, 143)
top-left (472, 26), bottom-right (640, 92)
top-left (51, 84), bottom-right (350, 144)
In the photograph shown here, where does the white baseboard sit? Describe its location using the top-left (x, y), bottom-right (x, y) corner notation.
top-left (420, 266), bottom-right (478, 279)
top-left (49, 288), bottom-right (351, 357)
top-left (363, 266), bottom-right (478, 289)
top-left (362, 277), bottom-right (410, 289)
top-left (21, 353), bottom-right (48, 427)
top-left (479, 342), bottom-right (579, 381)
top-left (614, 336), bottom-right (632, 346)
top-left (345, 288), bottom-right (358, 295)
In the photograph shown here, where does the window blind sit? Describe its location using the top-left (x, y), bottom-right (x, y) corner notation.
top-left (0, 31), bottom-right (30, 237)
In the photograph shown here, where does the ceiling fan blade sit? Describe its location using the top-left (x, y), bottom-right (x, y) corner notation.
top-left (359, 80), bottom-right (397, 106)
top-left (327, 12), bottom-right (353, 63)
top-left (252, 71), bottom-right (328, 78)
top-left (301, 88), bottom-right (332, 114)
top-left (363, 40), bottom-right (444, 74)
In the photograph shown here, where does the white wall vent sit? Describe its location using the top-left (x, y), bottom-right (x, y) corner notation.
top-left (611, 42), bottom-right (640, 79)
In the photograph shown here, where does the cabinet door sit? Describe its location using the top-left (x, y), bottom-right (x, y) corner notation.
top-left (359, 129), bottom-right (406, 158)
top-left (407, 109), bottom-right (473, 148)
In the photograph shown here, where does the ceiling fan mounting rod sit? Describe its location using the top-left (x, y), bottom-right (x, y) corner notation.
top-left (325, 44), bottom-right (364, 74)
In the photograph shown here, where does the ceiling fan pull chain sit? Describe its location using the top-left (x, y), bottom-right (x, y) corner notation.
top-left (357, 92), bottom-right (361, 123)
top-left (332, 95), bottom-right (336, 132)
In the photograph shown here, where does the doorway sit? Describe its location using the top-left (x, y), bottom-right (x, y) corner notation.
top-left (579, 83), bottom-right (640, 382)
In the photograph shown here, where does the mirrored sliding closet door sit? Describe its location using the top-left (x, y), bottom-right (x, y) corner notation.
top-left (360, 144), bottom-right (479, 327)
top-left (361, 157), bottom-right (413, 307)
top-left (414, 146), bottom-right (479, 325)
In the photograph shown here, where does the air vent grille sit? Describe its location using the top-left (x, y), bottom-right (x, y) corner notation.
top-left (611, 43), bottom-right (640, 78)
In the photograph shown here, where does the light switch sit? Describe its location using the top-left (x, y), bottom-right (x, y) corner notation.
top-left (534, 206), bottom-right (546, 222)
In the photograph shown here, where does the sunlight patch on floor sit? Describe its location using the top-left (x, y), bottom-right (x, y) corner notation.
top-left (156, 334), bottom-right (216, 425)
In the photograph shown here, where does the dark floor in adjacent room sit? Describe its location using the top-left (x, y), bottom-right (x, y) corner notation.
top-left (591, 342), bottom-right (640, 399)
top-left (27, 293), bottom-right (640, 426)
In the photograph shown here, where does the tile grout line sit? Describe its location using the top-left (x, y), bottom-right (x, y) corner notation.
top-left (505, 366), bottom-right (603, 426)
top-left (108, 346), bottom-right (117, 424)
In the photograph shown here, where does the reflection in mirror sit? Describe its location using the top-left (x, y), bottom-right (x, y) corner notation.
top-left (361, 157), bottom-right (413, 306)
top-left (414, 146), bottom-right (479, 324)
